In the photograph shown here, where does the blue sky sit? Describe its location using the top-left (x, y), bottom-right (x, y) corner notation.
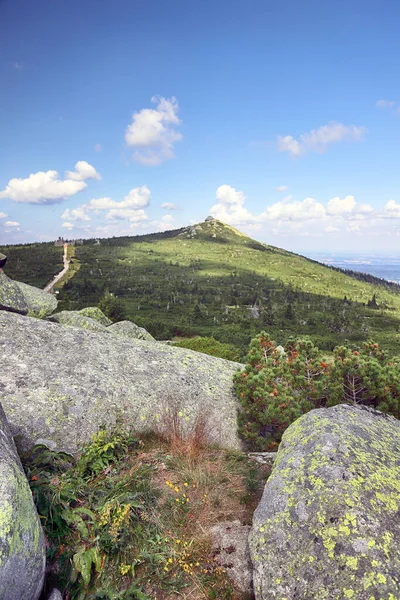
top-left (1, 0), bottom-right (400, 253)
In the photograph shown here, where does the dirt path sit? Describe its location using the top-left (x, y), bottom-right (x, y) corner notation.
top-left (43, 243), bottom-right (70, 293)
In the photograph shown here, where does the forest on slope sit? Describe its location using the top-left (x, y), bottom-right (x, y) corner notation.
top-left (2, 219), bottom-right (400, 358)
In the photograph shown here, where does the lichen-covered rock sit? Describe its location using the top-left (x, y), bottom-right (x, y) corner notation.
top-left (0, 272), bottom-right (28, 315)
top-left (250, 405), bottom-right (400, 600)
top-left (78, 307), bottom-right (112, 326)
top-left (107, 320), bottom-right (155, 341)
top-left (210, 520), bottom-right (253, 594)
top-left (0, 311), bottom-right (241, 455)
top-left (0, 404), bottom-right (45, 600)
top-left (15, 281), bottom-right (58, 318)
top-left (47, 311), bottom-right (108, 333)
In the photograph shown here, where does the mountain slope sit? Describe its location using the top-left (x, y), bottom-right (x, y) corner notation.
top-left (3, 219), bottom-right (400, 356)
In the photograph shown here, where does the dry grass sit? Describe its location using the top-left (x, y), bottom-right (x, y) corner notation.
top-left (137, 431), bottom-right (271, 600)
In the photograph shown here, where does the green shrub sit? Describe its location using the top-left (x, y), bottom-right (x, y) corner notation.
top-left (235, 332), bottom-right (400, 450)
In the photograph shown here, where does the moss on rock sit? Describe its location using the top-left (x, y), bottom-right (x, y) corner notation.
top-left (107, 320), bottom-right (155, 341)
top-left (0, 272), bottom-right (28, 315)
top-left (78, 307), bottom-right (112, 326)
top-left (47, 311), bottom-right (108, 333)
top-left (250, 404), bottom-right (400, 599)
top-left (15, 281), bottom-right (57, 318)
top-left (0, 404), bottom-right (45, 600)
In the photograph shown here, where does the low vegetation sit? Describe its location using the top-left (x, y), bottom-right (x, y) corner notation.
top-left (0, 242), bottom-right (63, 288)
top-left (25, 425), bottom-right (269, 599)
top-left (236, 332), bottom-right (400, 450)
top-left (173, 337), bottom-right (240, 362)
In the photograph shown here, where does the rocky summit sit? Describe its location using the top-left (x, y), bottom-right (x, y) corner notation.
top-left (0, 311), bottom-right (241, 456)
top-left (250, 404), bottom-right (400, 599)
top-left (0, 404), bottom-right (45, 600)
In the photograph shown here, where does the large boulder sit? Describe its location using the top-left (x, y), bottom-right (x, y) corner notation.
top-left (15, 281), bottom-right (57, 318)
top-left (0, 404), bottom-right (45, 600)
top-left (0, 311), bottom-right (241, 455)
top-left (250, 405), bottom-right (400, 599)
top-left (47, 310), bottom-right (108, 333)
top-left (0, 272), bottom-right (28, 315)
top-left (107, 320), bottom-right (155, 341)
top-left (78, 307), bottom-right (112, 326)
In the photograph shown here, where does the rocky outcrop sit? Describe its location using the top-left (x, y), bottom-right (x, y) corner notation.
top-left (210, 521), bottom-right (253, 594)
top-left (0, 404), bottom-right (45, 600)
top-left (78, 307), bottom-right (112, 326)
top-left (107, 320), bottom-right (155, 341)
top-left (0, 272), bottom-right (28, 315)
top-left (47, 310), bottom-right (108, 333)
top-left (0, 311), bottom-right (241, 455)
top-left (250, 404), bottom-right (400, 599)
top-left (14, 281), bottom-right (57, 318)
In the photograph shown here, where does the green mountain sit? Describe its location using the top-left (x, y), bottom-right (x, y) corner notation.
top-left (3, 218), bottom-right (400, 356)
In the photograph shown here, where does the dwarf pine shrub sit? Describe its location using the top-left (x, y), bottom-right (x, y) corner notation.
top-left (235, 332), bottom-right (400, 450)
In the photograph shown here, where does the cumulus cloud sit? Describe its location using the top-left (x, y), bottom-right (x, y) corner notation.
top-left (277, 122), bottom-right (367, 156)
top-left (276, 186), bottom-right (288, 192)
top-left (325, 225), bottom-right (340, 233)
top-left (4, 220), bottom-right (19, 227)
top-left (376, 99), bottom-right (395, 108)
top-left (0, 212), bottom-right (7, 219)
top-left (65, 161), bottom-right (101, 182)
top-left (0, 161), bottom-right (101, 205)
top-left (125, 96), bottom-right (182, 165)
top-left (62, 222), bottom-right (74, 230)
top-left (383, 199), bottom-right (400, 218)
top-left (326, 195), bottom-right (373, 217)
top-left (61, 207), bottom-right (91, 222)
top-left (209, 185), bottom-right (255, 225)
top-left (263, 197), bottom-right (325, 221)
top-left (61, 186), bottom-right (152, 225)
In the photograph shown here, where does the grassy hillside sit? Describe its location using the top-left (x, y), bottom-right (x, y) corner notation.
top-left (3, 220), bottom-right (400, 356)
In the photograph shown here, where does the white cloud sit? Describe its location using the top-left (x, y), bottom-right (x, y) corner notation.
top-left (0, 161), bottom-right (100, 205)
top-left (326, 195), bottom-right (373, 217)
top-left (376, 99), bottom-right (395, 108)
top-left (277, 122), bottom-right (367, 156)
top-left (263, 197), bottom-right (326, 221)
top-left (125, 96), bottom-right (182, 165)
top-left (276, 186), bottom-right (288, 192)
top-left (61, 207), bottom-right (91, 222)
top-left (65, 161), bottom-right (101, 182)
top-left (87, 186), bottom-right (150, 213)
top-left (94, 144), bottom-right (102, 152)
top-left (0, 212), bottom-right (7, 219)
top-left (4, 220), bottom-right (19, 227)
top-left (106, 208), bottom-right (148, 223)
top-left (161, 202), bottom-right (179, 210)
top-left (325, 225), bottom-right (340, 233)
top-left (383, 199), bottom-right (400, 218)
top-left (62, 222), bottom-right (74, 230)
top-left (209, 185), bottom-right (255, 225)
top-left (62, 186), bottom-right (152, 226)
